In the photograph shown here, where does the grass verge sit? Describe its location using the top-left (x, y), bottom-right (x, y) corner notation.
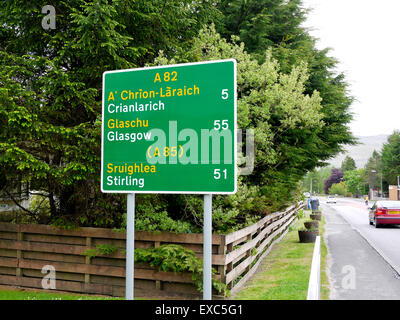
top-left (232, 209), bottom-right (330, 300)
top-left (319, 214), bottom-right (329, 300)
top-left (0, 286), bottom-right (122, 300)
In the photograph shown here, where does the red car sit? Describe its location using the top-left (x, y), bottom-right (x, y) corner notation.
top-left (369, 200), bottom-right (400, 228)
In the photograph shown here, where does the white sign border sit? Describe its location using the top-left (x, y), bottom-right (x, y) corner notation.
top-left (101, 59), bottom-right (237, 195)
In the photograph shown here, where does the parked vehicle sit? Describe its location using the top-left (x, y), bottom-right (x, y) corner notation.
top-left (326, 195), bottom-right (336, 204)
top-left (369, 200), bottom-right (400, 228)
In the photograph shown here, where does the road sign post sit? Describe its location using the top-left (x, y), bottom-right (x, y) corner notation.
top-left (102, 60), bottom-right (237, 300)
top-left (203, 194), bottom-right (212, 300)
top-left (126, 193), bottom-right (135, 300)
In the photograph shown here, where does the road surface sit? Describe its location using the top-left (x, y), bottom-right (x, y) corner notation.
top-left (322, 197), bottom-right (400, 299)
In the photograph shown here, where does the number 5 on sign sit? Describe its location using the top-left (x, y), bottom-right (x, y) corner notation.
top-left (221, 89), bottom-right (229, 100)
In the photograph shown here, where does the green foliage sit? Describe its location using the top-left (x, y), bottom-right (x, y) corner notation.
top-left (50, 216), bottom-right (79, 230)
top-left (135, 244), bottom-right (228, 296)
top-left (96, 244), bottom-right (119, 255)
top-left (83, 244), bottom-right (120, 259)
top-left (1, 0), bottom-right (354, 231)
top-left (153, 24), bottom-right (324, 223)
top-left (0, 0), bottom-right (219, 228)
top-left (173, 178), bottom-right (265, 234)
top-left (28, 195), bottom-right (51, 217)
top-left (297, 209), bottom-right (304, 219)
top-left (0, 1), bottom-right (356, 300)
top-left (135, 210), bottom-right (192, 233)
top-left (343, 169), bottom-right (366, 195)
top-left (111, 194), bottom-right (194, 233)
top-left (7, 194), bottom-right (53, 224)
top-left (302, 167), bottom-right (332, 195)
top-left (381, 131), bottom-right (400, 185)
top-left (354, 131), bottom-right (400, 195)
top-left (217, 0), bottom-right (309, 63)
top-left (329, 182), bottom-right (347, 196)
top-left (364, 150), bottom-right (382, 189)
top-left (341, 156), bottom-right (357, 172)
top-left (82, 248), bottom-right (100, 259)
top-left (218, 0), bottom-right (355, 168)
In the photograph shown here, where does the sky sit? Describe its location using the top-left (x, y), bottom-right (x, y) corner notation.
top-left (301, 0), bottom-right (400, 137)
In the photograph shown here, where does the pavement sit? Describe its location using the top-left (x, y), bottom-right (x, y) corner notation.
top-left (322, 198), bottom-right (400, 300)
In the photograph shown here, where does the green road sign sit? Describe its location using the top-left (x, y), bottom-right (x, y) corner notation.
top-left (101, 59), bottom-right (237, 194)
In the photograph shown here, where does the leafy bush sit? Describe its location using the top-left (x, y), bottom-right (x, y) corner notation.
top-left (329, 182), bottom-right (347, 196)
top-left (135, 244), bottom-right (228, 296)
top-left (28, 195), bottom-right (51, 217)
top-left (82, 242), bottom-right (229, 295)
top-left (135, 210), bottom-right (192, 234)
top-left (83, 244), bottom-right (119, 259)
top-left (324, 168), bottom-right (344, 194)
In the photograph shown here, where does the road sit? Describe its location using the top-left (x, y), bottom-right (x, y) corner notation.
top-left (322, 197), bottom-right (400, 299)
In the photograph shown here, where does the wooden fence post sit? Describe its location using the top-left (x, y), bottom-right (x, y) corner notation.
top-left (16, 225), bottom-right (23, 278)
top-left (84, 237), bottom-right (91, 284)
top-left (245, 234), bottom-right (252, 272)
top-left (218, 237), bottom-right (227, 285)
top-left (154, 241), bottom-right (162, 290)
top-left (226, 242), bottom-right (233, 289)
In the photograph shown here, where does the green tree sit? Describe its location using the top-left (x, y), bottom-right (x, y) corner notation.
top-left (0, 0), bottom-right (219, 226)
top-left (154, 25), bottom-right (324, 225)
top-left (217, 0), bottom-right (309, 63)
top-left (364, 150), bottom-right (382, 190)
top-left (1, 0), bottom-right (355, 230)
top-left (302, 167), bottom-right (331, 195)
top-left (381, 131), bottom-right (400, 185)
top-left (341, 156), bottom-right (357, 172)
top-left (329, 182), bottom-right (347, 196)
top-left (217, 0), bottom-right (355, 170)
top-left (343, 169), bottom-right (366, 196)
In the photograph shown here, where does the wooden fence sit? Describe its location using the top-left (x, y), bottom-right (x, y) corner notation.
top-left (0, 202), bottom-right (303, 298)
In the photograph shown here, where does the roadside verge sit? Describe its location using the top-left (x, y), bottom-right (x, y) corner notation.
top-left (232, 210), bottom-right (329, 300)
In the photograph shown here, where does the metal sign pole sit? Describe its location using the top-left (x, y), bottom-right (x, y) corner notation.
top-left (203, 194), bottom-right (212, 300)
top-left (126, 193), bottom-right (135, 300)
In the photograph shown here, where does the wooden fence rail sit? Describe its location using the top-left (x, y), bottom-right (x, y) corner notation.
top-left (0, 202), bottom-right (303, 298)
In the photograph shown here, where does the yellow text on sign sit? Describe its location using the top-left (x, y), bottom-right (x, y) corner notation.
top-left (154, 71), bottom-right (178, 83)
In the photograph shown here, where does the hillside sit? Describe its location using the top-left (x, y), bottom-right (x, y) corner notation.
top-left (328, 134), bottom-right (389, 168)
